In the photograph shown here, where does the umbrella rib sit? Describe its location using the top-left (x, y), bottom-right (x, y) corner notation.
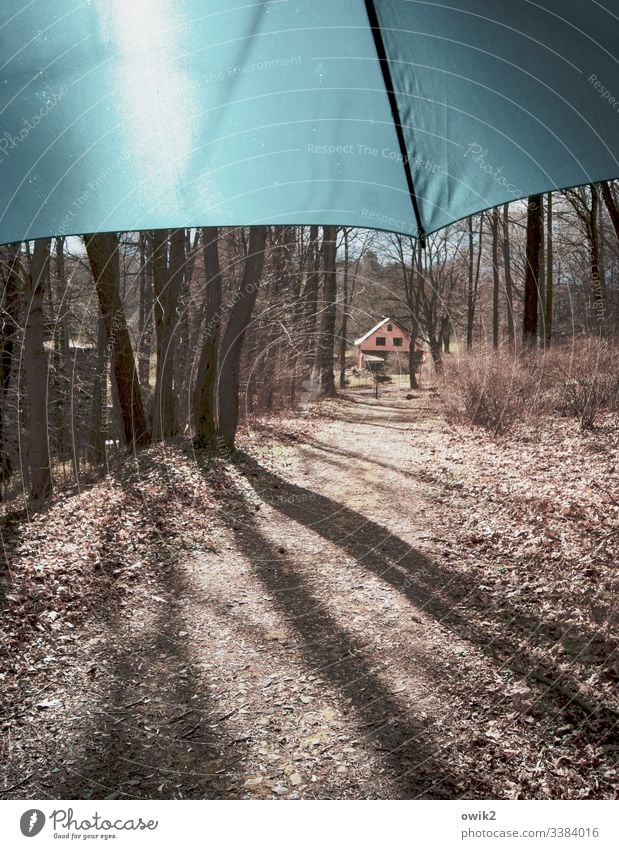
top-left (363, 0), bottom-right (427, 247)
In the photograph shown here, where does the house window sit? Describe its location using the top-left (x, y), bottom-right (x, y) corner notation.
top-left (393, 337), bottom-right (403, 347)
top-left (375, 337), bottom-right (386, 346)
top-left (387, 323), bottom-right (393, 331)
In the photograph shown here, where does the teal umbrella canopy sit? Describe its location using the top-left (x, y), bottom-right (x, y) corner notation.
top-left (0, 0), bottom-right (617, 245)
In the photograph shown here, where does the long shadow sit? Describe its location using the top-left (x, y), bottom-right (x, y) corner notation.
top-left (230, 453), bottom-right (619, 724)
top-left (9, 459), bottom-right (248, 800)
top-left (299, 439), bottom-right (419, 482)
top-left (203, 459), bottom-right (467, 799)
top-left (324, 415), bottom-right (417, 432)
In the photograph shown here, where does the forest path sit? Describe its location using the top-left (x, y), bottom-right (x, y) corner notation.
top-left (3, 387), bottom-right (616, 800)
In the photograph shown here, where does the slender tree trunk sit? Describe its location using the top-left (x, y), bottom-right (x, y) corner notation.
top-left (544, 192), bottom-right (554, 347)
top-left (193, 227), bottom-right (223, 447)
top-left (589, 185), bottom-right (605, 326)
top-left (302, 225), bottom-right (321, 375)
top-left (217, 226), bottom-right (267, 449)
top-left (338, 229), bottom-right (349, 390)
top-left (408, 332), bottom-right (419, 389)
top-left (441, 315), bottom-right (451, 353)
top-left (24, 239), bottom-right (52, 501)
top-left (152, 229), bottom-right (180, 440)
top-left (138, 231), bottom-right (153, 390)
top-left (175, 230), bottom-right (198, 432)
top-left (491, 208), bottom-right (500, 350)
top-left (318, 225), bottom-right (338, 396)
top-left (589, 185), bottom-right (606, 324)
top-left (538, 196), bottom-right (546, 346)
top-left (522, 195), bottom-right (542, 349)
top-left (84, 233), bottom-right (150, 448)
top-left (467, 217), bottom-right (475, 350)
top-left (54, 236), bottom-right (78, 481)
top-left (467, 215), bottom-right (483, 350)
top-left (88, 314), bottom-right (107, 464)
top-left (0, 244), bottom-right (22, 483)
top-left (502, 204), bottom-right (515, 344)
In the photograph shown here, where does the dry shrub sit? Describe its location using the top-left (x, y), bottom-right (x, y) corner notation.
top-left (442, 350), bottom-right (534, 435)
top-left (442, 338), bottom-right (619, 435)
top-left (545, 338), bottom-right (619, 429)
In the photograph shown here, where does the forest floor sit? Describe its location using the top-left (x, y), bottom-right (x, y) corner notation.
top-left (1, 386), bottom-right (618, 800)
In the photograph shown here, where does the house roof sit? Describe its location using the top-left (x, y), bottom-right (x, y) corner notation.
top-left (354, 318), bottom-right (389, 347)
top-left (354, 318), bottom-right (408, 347)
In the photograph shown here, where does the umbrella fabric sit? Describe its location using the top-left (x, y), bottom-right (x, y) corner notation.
top-left (0, 0), bottom-right (616, 245)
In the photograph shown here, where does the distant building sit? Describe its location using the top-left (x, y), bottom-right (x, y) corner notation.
top-left (354, 318), bottom-right (410, 369)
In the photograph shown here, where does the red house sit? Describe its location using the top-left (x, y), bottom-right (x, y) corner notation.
top-left (354, 318), bottom-right (410, 368)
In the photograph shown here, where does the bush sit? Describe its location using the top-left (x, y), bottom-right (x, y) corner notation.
top-left (551, 339), bottom-right (619, 429)
top-left (443, 350), bottom-right (533, 435)
top-left (442, 339), bottom-right (619, 435)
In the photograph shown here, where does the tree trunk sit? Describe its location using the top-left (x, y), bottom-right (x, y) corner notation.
top-left (175, 230), bottom-right (198, 432)
top-left (84, 233), bottom-right (150, 449)
top-left (522, 195), bottom-right (542, 349)
top-left (502, 204), bottom-right (515, 344)
top-left (302, 225), bottom-right (321, 372)
top-left (441, 314), bottom-right (451, 353)
top-left (408, 333), bottom-right (419, 389)
top-left (54, 236), bottom-right (78, 480)
top-left (24, 239), bottom-right (52, 501)
top-left (88, 314), bottom-right (107, 464)
top-left (538, 196), bottom-right (546, 346)
top-left (152, 229), bottom-right (180, 441)
top-left (217, 226), bottom-right (267, 449)
top-left (318, 225), bottom-right (338, 396)
top-left (0, 244), bottom-right (22, 483)
top-left (491, 208), bottom-right (500, 350)
top-left (544, 192), bottom-right (554, 347)
top-left (589, 185), bottom-right (604, 326)
top-left (467, 215), bottom-right (483, 350)
top-left (193, 227), bottom-right (223, 447)
top-left (138, 231), bottom-right (153, 390)
top-left (338, 229), bottom-right (349, 390)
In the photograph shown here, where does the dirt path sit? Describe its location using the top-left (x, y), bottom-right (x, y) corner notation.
top-left (2, 389), bottom-right (617, 799)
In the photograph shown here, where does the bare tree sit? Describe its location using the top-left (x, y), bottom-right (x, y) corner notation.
top-left (523, 195), bottom-right (542, 348)
top-left (152, 229), bottom-right (183, 440)
top-left (217, 226), bottom-right (268, 449)
top-left (544, 192), bottom-right (554, 346)
top-left (318, 225), bottom-right (338, 396)
top-left (501, 204), bottom-right (515, 343)
top-left (24, 239), bottom-right (52, 500)
top-left (0, 244), bottom-right (23, 482)
top-left (491, 208), bottom-right (500, 349)
top-left (193, 227), bottom-right (223, 447)
top-left (467, 214), bottom-right (484, 350)
top-left (85, 233), bottom-right (150, 449)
